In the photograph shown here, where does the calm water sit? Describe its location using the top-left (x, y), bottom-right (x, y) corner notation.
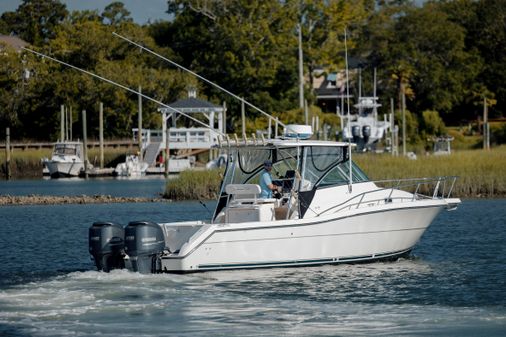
top-left (0, 180), bottom-right (505, 336)
top-left (0, 176), bottom-right (168, 198)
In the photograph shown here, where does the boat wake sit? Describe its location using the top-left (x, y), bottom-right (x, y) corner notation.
top-left (0, 262), bottom-right (505, 336)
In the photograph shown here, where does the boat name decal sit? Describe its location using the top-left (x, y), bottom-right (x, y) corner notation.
top-left (141, 237), bottom-right (157, 243)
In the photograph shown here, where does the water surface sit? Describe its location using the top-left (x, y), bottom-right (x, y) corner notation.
top-left (0, 176), bottom-right (168, 198)
top-left (0, 197), bottom-right (504, 336)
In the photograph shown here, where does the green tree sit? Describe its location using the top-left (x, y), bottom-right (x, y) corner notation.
top-left (467, 0), bottom-right (506, 118)
top-left (421, 110), bottom-right (446, 136)
top-left (0, 0), bottom-right (68, 45)
top-left (159, 0), bottom-right (300, 128)
top-left (102, 1), bottom-right (133, 25)
top-left (360, 2), bottom-right (481, 120)
top-left (0, 49), bottom-right (27, 131)
top-left (300, 0), bottom-right (371, 91)
top-left (9, 12), bottom-right (194, 140)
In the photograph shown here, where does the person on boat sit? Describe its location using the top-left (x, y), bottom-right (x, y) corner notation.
top-left (260, 160), bottom-right (280, 198)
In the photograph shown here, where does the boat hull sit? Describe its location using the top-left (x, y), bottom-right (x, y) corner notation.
top-left (45, 161), bottom-right (84, 178)
top-left (160, 201), bottom-right (445, 272)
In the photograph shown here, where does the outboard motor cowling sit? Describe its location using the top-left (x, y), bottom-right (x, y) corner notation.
top-left (362, 125), bottom-right (371, 144)
top-left (89, 222), bottom-right (125, 272)
top-left (351, 125), bottom-right (361, 144)
top-left (124, 221), bottom-right (165, 274)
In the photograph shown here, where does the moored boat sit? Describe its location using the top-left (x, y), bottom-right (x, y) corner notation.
top-left (42, 141), bottom-right (85, 178)
top-left (113, 155), bottom-right (148, 177)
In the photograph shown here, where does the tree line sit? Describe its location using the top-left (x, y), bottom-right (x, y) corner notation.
top-left (0, 0), bottom-right (504, 145)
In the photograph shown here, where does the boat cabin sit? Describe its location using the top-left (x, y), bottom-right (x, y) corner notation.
top-left (52, 142), bottom-right (83, 158)
top-left (213, 139), bottom-right (369, 223)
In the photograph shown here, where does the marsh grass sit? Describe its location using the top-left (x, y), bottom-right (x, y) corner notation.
top-left (354, 146), bottom-right (506, 198)
top-left (0, 148), bottom-right (52, 178)
top-left (164, 169), bottom-right (223, 200)
top-left (165, 147), bottom-right (506, 200)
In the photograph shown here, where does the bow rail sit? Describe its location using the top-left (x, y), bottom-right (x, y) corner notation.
top-left (317, 176), bottom-right (458, 217)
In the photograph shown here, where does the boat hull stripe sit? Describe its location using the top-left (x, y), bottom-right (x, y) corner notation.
top-left (195, 248), bottom-right (411, 270)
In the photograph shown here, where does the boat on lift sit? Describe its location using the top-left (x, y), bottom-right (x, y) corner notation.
top-left (341, 69), bottom-right (391, 151)
top-left (342, 96), bottom-right (391, 151)
top-left (89, 125), bottom-right (460, 273)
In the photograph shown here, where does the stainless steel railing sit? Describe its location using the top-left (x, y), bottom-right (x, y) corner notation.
top-left (317, 176), bottom-right (458, 216)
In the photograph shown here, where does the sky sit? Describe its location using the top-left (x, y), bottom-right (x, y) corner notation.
top-left (0, 0), bottom-right (170, 24)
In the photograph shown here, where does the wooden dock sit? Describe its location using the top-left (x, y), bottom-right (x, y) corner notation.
top-left (0, 140), bottom-right (134, 151)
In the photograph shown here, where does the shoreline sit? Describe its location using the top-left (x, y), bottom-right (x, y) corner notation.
top-left (1, 194), bottom-right (503, 207)
top-left (0, 194), bottom-right (171, 206)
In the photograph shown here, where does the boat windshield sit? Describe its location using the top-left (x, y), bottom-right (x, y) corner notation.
top-left (221, 145), bottom-right (369, 191)
top-left (317, 160), bottom-right (369, 188)
top-left (300, 146), bottom-right (342, 191)
top-left (54, 144), bottom-right (78, 156)
top-left (222, 147), bottom-right (299, 186)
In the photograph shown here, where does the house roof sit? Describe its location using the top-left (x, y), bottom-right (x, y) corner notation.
top-left (0, 35), bottom-right (29, 52)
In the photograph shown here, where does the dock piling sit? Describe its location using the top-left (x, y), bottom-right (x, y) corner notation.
top-left (5, 127), bottom-right (11, 180)
top-left (99, 102), bottom-right (104, 168)
top-left (82, 110), bottom-right (88, 179)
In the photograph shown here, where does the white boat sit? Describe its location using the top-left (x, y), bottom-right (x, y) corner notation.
top-left (42, 141), bottom-right (85, 178)
top-left (342, 96), bottom-right (391, 151)
top-left (89, 127), bottom-right (461, 273)
top-left (113, 155), bottom-right (148, 177)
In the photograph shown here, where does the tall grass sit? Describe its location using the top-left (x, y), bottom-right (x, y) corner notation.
top-left (165, 147), bottom-right (506, 200)
top-left (164, 169), bottom-right (223, 200)
top-left (0, 148), bottom-right (51, 178)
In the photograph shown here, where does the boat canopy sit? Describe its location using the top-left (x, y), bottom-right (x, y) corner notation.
top-left (213, 141), bottom-right (370, 220)
top-left (219, 141), bottom-right (367, 189)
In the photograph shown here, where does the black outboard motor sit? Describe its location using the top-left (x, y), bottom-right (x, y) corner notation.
top-left (124, 221), bottom-right (165, 274)
top-left (351, 125), bottom-right (361, 144)
top-left (362, 125), bottom-right (371, 145)
top-left (89, 222), bottom-right (125, 272)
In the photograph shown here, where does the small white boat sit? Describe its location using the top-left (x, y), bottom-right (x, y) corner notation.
top-left (113, 155), bottom-right (148, 177)
top-left (42, 141), bottom-right (85, 178)
top-left (89, 126), bottom-right (461, 273)
top-left (342, 96), bottom-right (391, 151)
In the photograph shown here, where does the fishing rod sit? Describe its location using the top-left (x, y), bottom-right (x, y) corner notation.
top-left (112, 32), bottom-right (287, 129)
top-left (22, 47), bottom-right (226, 137)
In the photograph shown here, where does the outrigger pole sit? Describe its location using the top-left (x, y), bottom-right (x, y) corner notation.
top-left (344, 28), bottom-right (353, 193)
top-left (112, 32), bottom-right (287, 129)
top-left (21, 47), bottom-right (226, 137)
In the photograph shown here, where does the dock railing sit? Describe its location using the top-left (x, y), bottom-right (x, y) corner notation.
top-left (317, 176), bottom-right (458, 216)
